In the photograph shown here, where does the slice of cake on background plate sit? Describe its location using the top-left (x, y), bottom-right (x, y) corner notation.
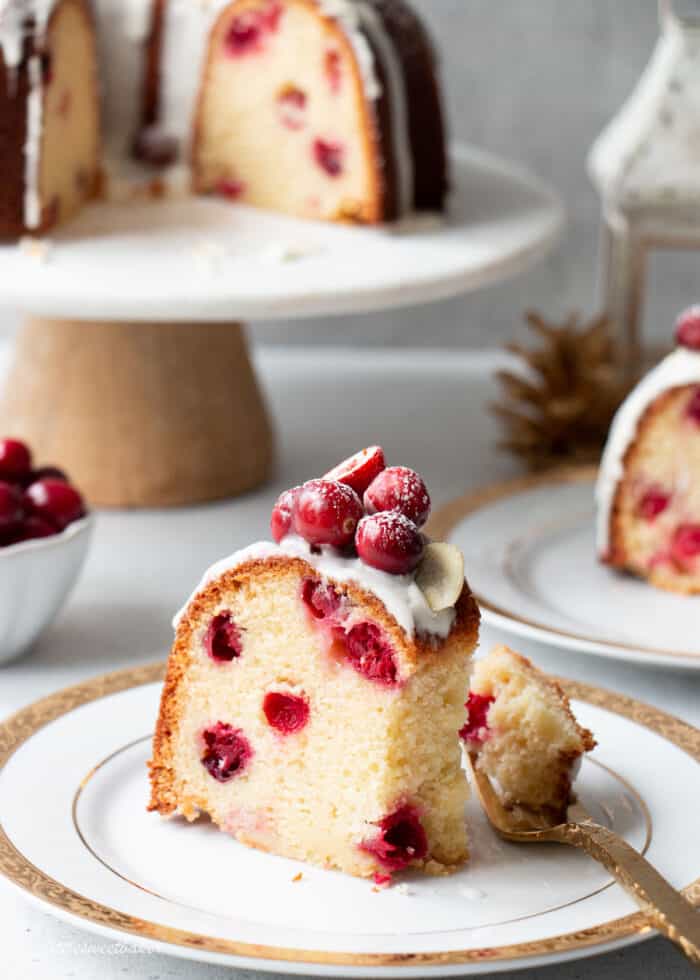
top-left (149, 447), bottom-right (480, 881)
top-left (462, 646), bottom-right (596, 822)
top-left (597, 306), bottom-right (700, 594)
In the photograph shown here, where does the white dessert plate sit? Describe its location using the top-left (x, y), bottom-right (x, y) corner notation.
top-left (1, 663), bottom-right (699, 976)
top-left (430, 467), bottom-right (700, 672)
top-left (0, 145), bottom-right (563, 322)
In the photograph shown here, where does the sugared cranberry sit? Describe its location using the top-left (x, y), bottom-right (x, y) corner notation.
top-left (343, 621), bottom-right (399, 686)
top-left (24, 478), bottom-right (84, 531)
top-left (277, 86), bottom-right (307, 130)
top-left (671, 524), bottom-right (700, 566)
top-left (360, 805), bottom-right (428, 871)
top-left (638, 488), bottom-right (671, 521)
top-left (271, 486), bottom-right (301, 543)
top-left (313, 139), bottom-right (344, 177)
top-left (263, 691), bottom-right (310, 734)
top-left (0, 439), bottom-right (32, 481)
top-left (356, 512), bottom-right (424, 575)
top-left (0, 481), bottom-right (24, 537)
top-left (19, 515), bottom-right (56, 541)
top-left (323, 446), bottom-right (386, 496)
top-left (301, 577), bottom-right (342, 620)
top-left (676, 306), bottom-right (700, 351)
top-left (686, 388), bottom-right (700, 424)
top-left (133, 125), bottom-right (179, 167)
top-left (324, 49), bottom-right (342, 93)
top-left (293, 479), bottom-right (363, 548)
top-left (205, 612), bottom-right (243, 662)
top-left (216, 178), bottom-right (246, 200)
top-left (201, 722), bottom-right (252, 782)
top-left (364, 467), bottom-right (431, 527)
top-left (459, 692), bottom-right (495, 744)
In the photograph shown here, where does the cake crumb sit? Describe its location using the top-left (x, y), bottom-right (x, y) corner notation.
top-left (261, 242), bottom-right (323, 264)
top-left (18, 236), bottom-right (53, 263)
top-left (395, 883), bottom-right (413, 896)
top-left (292, 872), bottom-right (303, 883)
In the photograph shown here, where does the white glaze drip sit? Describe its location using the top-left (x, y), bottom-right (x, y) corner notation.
top-left (596, 346), bottom-right (700, 553)
top-left (174, 534), bottom-right (457, 638)
top-left (23, 52), bottom-right (41, 227)
top-left (0, 0), bottom-right (56, 69)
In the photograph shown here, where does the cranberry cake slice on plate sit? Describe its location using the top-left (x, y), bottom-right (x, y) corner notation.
top-left (597, 306), bottom-right (700, 594)
top-left (462, 646), bottom-right (595, 822)
top-left (149, 448), bottom-right (480, 881)
top-left (191, 0), bottom-right (448, 223)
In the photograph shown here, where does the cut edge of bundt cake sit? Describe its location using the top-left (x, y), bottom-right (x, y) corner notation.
top-left (597, 316), bottom-right (700, 594)
top-left (0, 0), bottom-right (101, 239)
top-left (190, 0), bottom-right (447, 223)
top-left (149, 543), bottom-right (480, 880)
top-left (462, 645), bottom-right (595, 822)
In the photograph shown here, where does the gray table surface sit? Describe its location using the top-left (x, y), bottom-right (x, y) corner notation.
top-left (1, 346), bottom-right (698, 980)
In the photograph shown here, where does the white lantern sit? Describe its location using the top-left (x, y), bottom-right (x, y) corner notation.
top-left (589, 1), bottom-right (700, 375)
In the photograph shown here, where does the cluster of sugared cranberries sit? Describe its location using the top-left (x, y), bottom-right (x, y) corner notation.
top-left (0, 438), bottom-right (86, 548)
top-left (270, 447), bottom-right (431, 576)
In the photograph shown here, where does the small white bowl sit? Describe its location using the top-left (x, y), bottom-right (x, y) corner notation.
top-left (0, 515), bottom-right (93, 664)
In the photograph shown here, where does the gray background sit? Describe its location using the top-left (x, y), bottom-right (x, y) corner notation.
top-left (254, 0), bottom-right (700, 350)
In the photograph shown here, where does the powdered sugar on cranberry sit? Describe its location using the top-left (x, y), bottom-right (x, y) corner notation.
top-left (174, 536), bottom-right (455, 638)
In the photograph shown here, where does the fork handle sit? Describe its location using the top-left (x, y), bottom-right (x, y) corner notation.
top-left (559, 820), bottom-right (700, 965)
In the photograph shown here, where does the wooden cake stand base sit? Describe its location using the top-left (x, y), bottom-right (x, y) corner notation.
top-left (0, 318), bottom-right (274, 508)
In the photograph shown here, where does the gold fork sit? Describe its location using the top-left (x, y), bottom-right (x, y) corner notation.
top-left (466, 753), bottom-right (700, 965)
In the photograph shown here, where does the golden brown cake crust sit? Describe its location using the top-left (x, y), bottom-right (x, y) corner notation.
top-left (148, 555), bottom-right (479, 815)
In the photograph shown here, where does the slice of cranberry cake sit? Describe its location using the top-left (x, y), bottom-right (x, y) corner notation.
top-left (192, 0), bottom-right (448, 223)
top-left (149, 448), bottom-right (480, 879)
top-left (597, 306), bottom-right (700, 594)
top-left (462, 647), bottom-right (595, 821)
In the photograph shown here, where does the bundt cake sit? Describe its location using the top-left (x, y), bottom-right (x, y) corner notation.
top-left (0, 0), bottom-right (448, 237)
top-left (462, 646), bottom-right (595, 821)
top-left (0, 0), bottom-right (101, 238)
top-left (597, 306), bottom-right (700, 594)
top-left (149, 447), bottom-right (480, 881)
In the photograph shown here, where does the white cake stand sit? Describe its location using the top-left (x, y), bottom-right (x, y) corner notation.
top-left (0, 145), bottom-right (563, 507)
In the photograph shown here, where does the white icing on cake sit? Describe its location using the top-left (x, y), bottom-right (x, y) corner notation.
top-left (596, 345), bottom-right (700, 553)
top-left (174, 534), bottom-right (457, 638)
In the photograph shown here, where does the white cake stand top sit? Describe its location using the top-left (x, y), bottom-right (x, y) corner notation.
top-left (0, 145), bottom-right (563, 322)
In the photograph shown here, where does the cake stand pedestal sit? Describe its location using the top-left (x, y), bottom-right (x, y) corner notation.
top-left (0, 146), bottom-right (563, 508)
top-left (0, 318), bottom-right (272, 507)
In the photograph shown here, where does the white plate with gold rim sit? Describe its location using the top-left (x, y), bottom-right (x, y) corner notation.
top-left (430, 467), bottom-right (700, 672)
top-left (0, 663), bottom-right (699, 976)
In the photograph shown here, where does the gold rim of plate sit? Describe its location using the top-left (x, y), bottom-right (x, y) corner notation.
top-left (427, 464), bottom-right (700, 662)
top-left (0, 662), bottom-right (699, 968)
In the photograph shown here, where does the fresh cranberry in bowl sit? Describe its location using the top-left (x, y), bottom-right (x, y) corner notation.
top-left (0, 438), bottom-right (32, 482)
top-left (0, 481), bottom-right (24, 538)
top-left (0, 437), bottom-right (92, 663)
top-left (293, 479), bottom-right (363, 549)
top-left (24, 478), bottom-right (85, 531)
